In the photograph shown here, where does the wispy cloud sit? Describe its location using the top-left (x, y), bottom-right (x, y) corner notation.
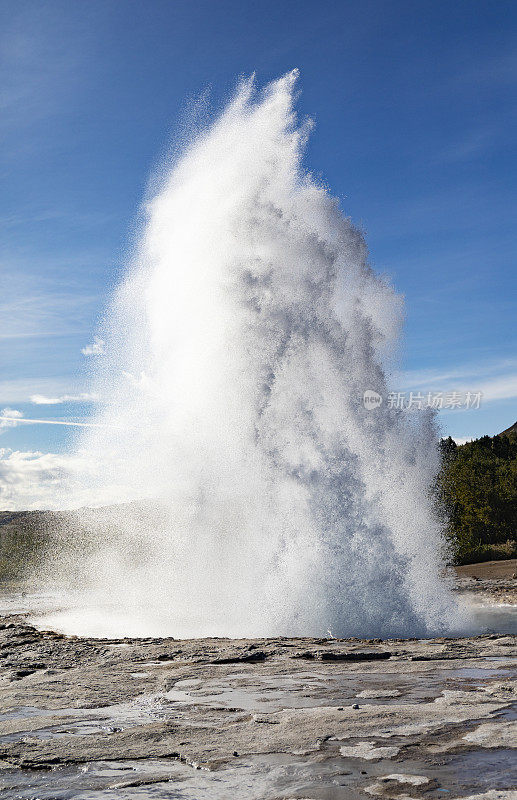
top-left (81, 336), bottom-right (105, 356)
top-left (30, 392), bottom-right (99, 405)
top-left (437, 127), bottom-right (498, 164)
top-left (0, 416), bottom-right (111, 429)
top-left (0, 378), bottom-right (82, 405)
top-left (453, 50), bottom-right (517, 91)
top-left (399, 358), bottom-right (517, 403)
top-left (0, 408), bottom-right (23, 433)
top-left (476, 375), bottom-right (517, 403)
top-left (0, 4), bottom-right (99, 160)
top-left (0, 278), bottom-right (98, 341)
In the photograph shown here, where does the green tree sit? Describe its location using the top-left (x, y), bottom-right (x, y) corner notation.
top-left (436, 429), bottom-right (517, 564)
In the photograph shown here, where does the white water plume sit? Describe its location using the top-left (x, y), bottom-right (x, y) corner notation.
top-left (38, 71), bottom-right (469, 639)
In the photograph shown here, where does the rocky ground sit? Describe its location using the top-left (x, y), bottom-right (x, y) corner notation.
top-left (0, 578), bottom-right (516, 799)
top-left (454, 560), bottom-right (517, 607)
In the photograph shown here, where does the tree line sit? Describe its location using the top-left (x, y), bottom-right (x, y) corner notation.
top-left (436, 426), bottom-right (517, 564)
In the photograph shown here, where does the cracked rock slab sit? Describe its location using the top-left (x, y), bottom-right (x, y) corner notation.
top-left (339, 741), bottom-right (401, 760)
top-left (463, 721), bottom-right (517, 748)
top-left (0, 612), bottom-right (515, 798)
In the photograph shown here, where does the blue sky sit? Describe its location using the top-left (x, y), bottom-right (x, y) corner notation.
top-left (1, 0), bottom-right (516, 487)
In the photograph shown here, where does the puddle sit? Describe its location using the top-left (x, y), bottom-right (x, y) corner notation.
top-left (1, 746), bottom-right (516, 800)
top-left (0, 721), bottom-right (124, 743)
top-left (492, 705), bottom-right (517, 721)
top-left (0, 752), bottom-right (410, 800)
top-left (162, 671), bottom-right (427, 713)
top-left (0, 693), bottom-right (195, 746)
top-left (164, 673), bottom-right (352, 712)
top-left (484, 656), bottom-right (517, 664)
top-left (443, 667), bottom-right (513, 679)
top-left (433, 748), bottom-right (517, 791)
top-left (470, 602), bottom-right (517, 635)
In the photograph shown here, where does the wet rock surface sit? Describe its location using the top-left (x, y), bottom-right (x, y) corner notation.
top-left (0, 612), bottom-right (516, 798)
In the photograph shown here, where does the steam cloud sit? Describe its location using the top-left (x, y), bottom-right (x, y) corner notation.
top-left (36, 72), bottom-right (469, 639)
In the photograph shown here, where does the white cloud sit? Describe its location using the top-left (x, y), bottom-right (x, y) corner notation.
top-left (81, 336), bottom-right (105, 356)
top-left (452, 437), bottom-right (474, 446)
top-left (0, 448), bottom-right (82, 510)
top-left (0, 448), bottom-right (121, 511)
top-left (30, 392), bottom-right (99, 405)
top-left (0, 407), bottom-right (23, 432)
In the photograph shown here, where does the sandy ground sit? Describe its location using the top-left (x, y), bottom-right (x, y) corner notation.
top-left (454, 559), bottom-right (517, 607)
top-left (455, 559), bottom-right (517, 580)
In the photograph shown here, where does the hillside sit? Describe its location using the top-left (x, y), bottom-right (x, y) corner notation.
top-left (0, 510), bottom-right (56, 581)
top-left (437, 422), bottom-right (517, 564)
top-left (500, 420), bottom-right (517, 436)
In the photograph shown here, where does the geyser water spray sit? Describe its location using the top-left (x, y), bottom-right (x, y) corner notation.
top-left (38, 71), bottom-right (469, 638)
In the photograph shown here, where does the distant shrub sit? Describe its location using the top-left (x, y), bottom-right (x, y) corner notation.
top-left (0, 512), bottom-right (50, 581)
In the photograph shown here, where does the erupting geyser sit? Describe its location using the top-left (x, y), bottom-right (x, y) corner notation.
top-left (39, 71), bottom-right (469, 639)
